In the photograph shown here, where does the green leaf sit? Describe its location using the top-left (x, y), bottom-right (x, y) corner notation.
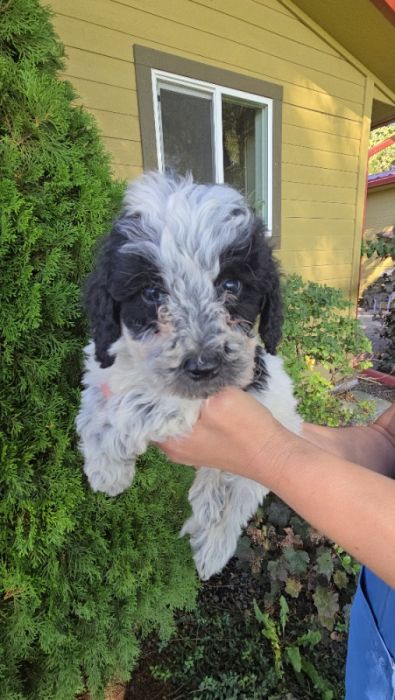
top-left (333, 569), bottom-right (349, 589)
top-left (266, 499), bottom-right (292, 527)
top-left (253, 600), bottom-right (284, 677)
top-left (285, 577), bottom-right (302, 598)
top-left (252, 598), bottom-right (266, 625)
top-left (286, 645), bottom-right (302, 674)
top-left (236, 534), bottom-right (255, 563)
top-left (268, 557), bottom-right (289, 583)
top-left (279, 595), bottom-right (289, 634)
top-left (283, 547), bottom-right (310, 575)
top-left (316, 549), bottom-right (334, 580)
top-left (313, 587), bottom-right (339, 631)
top-left (301, 657), bottom-right (334, 699)
top-left (296, 630), bottom-right (322, 648)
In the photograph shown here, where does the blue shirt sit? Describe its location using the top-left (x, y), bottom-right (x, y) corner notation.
top-left (346, 566), bottom-right (395, 699)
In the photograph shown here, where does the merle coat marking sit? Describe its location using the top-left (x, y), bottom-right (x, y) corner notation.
top-left (76, 172), bottom-right (302, 580)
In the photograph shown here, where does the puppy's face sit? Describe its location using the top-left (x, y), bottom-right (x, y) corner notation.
top-left (86, 173), bottom-right (282, 399)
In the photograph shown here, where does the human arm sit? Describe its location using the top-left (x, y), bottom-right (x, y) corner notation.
top-left (159, 390), bottom-right (395, 587)
top-left (302, 408), bottom-right (395, 478)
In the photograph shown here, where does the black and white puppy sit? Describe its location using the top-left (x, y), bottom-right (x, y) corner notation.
top-left (76, 172), bottom-right (302, 580)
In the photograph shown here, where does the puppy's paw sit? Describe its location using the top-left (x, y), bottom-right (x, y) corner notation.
top-left (85, 458), bottom-right (135, 497)
top-left (179, 514), bottom-right (199, 538)
top-left (184, 520), bottom-right (239, 580)
top-left (182, 475), bottom-right (269, 579)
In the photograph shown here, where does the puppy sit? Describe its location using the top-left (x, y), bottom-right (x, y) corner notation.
top-left (76, 172), bottom-right (302, 580)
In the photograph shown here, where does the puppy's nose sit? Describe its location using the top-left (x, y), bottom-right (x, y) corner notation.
top-left (183, 354), bottom-right (221, 380)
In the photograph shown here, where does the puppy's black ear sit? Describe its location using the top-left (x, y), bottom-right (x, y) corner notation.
top-left (258, 270), bottom-right (283, 354)
top-left (256, 223), bottom-right (283, 355)
top-left (84, 234), bottom-right (121, 368)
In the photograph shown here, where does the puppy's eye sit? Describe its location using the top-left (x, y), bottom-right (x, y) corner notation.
top-left (221, 279), bottom-right (242, 295)
top-left (142, 286), bottom-right (167, 304)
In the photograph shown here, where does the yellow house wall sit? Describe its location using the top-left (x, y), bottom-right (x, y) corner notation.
top-left (49, 0), bottom-right (374, 301)
top-left (360, 185), bottom-right (395, 293)
top-left (365, 186), bottom-right (395, 234)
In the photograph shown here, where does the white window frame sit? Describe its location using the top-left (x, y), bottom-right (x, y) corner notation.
top-left (151, 69), bottom-right (273, 232)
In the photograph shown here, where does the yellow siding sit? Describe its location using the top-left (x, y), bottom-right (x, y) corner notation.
top-left (49, 0), bottom-right (373, 299)
top-left (365, 187), bottom-right (395, 233)
top-left (360, 185), bottom-right (395, 293)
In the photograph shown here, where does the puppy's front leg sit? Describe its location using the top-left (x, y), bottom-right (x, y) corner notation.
top-left (77, 387), bottom-right (139, 497)
top-left (82, 430), bottom-right (136, 496)
top-left (181, 469), bottom-right (269, 580)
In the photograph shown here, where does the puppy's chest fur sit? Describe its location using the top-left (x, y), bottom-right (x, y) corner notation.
top-left (81, 340), bottom-right (301, 447)
top-left (82, 339), bottom-right (200, 440)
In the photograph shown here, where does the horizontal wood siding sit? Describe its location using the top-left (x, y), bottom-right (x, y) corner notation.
top-left (50, 0), bottom-right (371, 297)
top-left (365, 188), bottom-right (395, 235)
top-left (360, 186), bottom-right (395, 292)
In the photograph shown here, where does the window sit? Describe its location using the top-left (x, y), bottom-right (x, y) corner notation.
top-left (134, 46), bottom-right (282, 243)
top-left (153, 72), bottom-right (272, 226)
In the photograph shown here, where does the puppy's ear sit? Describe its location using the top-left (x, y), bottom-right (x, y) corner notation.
top-left (258, 269), bottom-right (283, 354)
top-left (255, 222), bottom-right (283, 355)
top-left (84, 234), bottom-right (121, 368)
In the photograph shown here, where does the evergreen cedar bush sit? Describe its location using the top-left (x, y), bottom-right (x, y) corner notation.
top-left (0, 2), bottom-right (197, 698)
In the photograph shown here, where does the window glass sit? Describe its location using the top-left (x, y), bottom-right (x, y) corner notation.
top-left (159, 86), bottom-right (215, 183)
top-left (222, 98), bottom-right (267, 216)
top-left (154, 72), bottom-right (272, 226)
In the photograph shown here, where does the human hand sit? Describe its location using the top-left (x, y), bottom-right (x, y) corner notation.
top-left (158, 387), bottom-right (286, 483)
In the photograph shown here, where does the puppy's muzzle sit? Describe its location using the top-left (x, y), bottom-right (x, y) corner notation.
top-left (182, 353), bottom-right (222, 381)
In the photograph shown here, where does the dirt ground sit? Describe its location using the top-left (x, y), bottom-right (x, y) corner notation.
top-left (356, 375), bottom-right (395, 403)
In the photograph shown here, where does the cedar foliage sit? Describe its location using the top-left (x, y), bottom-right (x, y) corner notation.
top-left (0, 1), bottom-right (197, 698)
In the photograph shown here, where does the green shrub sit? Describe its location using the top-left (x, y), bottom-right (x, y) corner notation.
top-left (0, 2), bottom-right (197, 698)
top-left (362, 236), bottom-right (395, 261)
top-left (279, 275), bottom-right (372, 425)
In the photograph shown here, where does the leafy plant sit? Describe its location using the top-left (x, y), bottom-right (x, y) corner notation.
top-left (368, 123), bottom-right (395, 175)
top-left (149, 664), bottom-right (173, 682)
top-left (280, 275), bottom-right (372, 424)
top-left (362, 236), bottom-right (395, 261)
top-left (230, 496), bottom-right (357, 697)
top-left (253, 597), bottom-right (334, 699)
top-left (130, 559), bottom-right (347, 700)
top-left (238, 498), bottom-right (357, 631)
